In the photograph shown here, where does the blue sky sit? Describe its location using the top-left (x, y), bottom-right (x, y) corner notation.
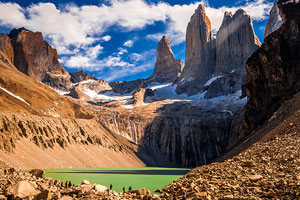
top-left (0, 0), bottom-right (274, 82)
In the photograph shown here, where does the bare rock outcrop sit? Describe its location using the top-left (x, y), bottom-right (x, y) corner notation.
top-left (243, 0), bottom-right (300, 134)
top-left (214, 9), bottom-right (261, 75)
top-left (0, 34), bottom-right (14, 63)
top-left (70, 70), bottom-right (97, 83)
top-left (176, 4), bottom-right (216, 95)
top-left (140, 101), bottom-right (244, 167)
top-left (8, 28), bottom-right (71, 90)
top-left (264, 0), bottom-right (283, 38)
top-left (69, 79), bottom-right (112, 101)
top-left (133, 88), bottom-right (146, 106)
top-left (148, 35), bottom-right (183, 83)
top-left (109, 79), bottom-right (147, 95)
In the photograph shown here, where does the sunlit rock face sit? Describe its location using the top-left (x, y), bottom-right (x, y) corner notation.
top-left (148, 35), bottom-right (184, 83)
top-left (8, 28), bottom-right (71, 90)
top-left (264, 0), bottom-right (283, 38)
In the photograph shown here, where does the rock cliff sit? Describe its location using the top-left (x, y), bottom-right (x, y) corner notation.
top-left (176, 4), bottom-right (215, 95)
top-left (176, 5), bottom-right (260, 98)
top-left (215, 9), bottom-right (261, 75)
top-left (70, 70), bottom-right (97, 83)
top-left (243, 0), bottom-right (300, 135)
top-left (139, 101), bottom-right (244, 167)
top-left (8, 28), bottom-right (71, 90)
top-left (148, 36), bottom-right (184, 83)
top-left (264, 0), bottom-right (283, 38)
top-left (0, 34), bottom-right (14, 64)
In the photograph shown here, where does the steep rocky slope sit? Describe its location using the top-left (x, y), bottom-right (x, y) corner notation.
top-left (243, 0), bottom-right (300, 135)
top-left (161, 95), bottom-right (300, 199)
top-left (8, 28), bottom-right (71, 90)
top-left (264, 0), bottom-right (283, 38)
top-left (148, 36), bottom-right (184, 83)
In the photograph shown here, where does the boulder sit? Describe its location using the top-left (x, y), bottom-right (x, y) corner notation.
top-left (94, 184), bottom-right (108, 192)
top-left (130, 188), bottom-right (151, 196)
top-left (81, 179), bottom-right (90, 185)
top-left (29, 169), bottom-right (44, 178)
top-left (7, 180), bottom-right (40, 199)
top-left (34, 190), bottom-right (52, 200)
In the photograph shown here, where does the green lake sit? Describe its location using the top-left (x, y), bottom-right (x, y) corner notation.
top-left (41, 167), bottom-right (190, 194)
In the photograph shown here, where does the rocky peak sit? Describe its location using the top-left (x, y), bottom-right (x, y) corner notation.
top-left (176, 4), bottom-right (216, 95)
top-left (70, 70), bottom-right (97, 83)
top-left (264, 0), bottom-right (283, 38)
top-left (148, 35), bottom-right (184, 83)
top-left (214, 8), bottom-right (261, 75)
top-left (243, 0), bottom-right (300, 135)
top-left (0, 34), bottom-right (14, 64)
top-left (277, 0), bottom-right (300, 22)
top-left (8, 28), bottom-right (71, 90)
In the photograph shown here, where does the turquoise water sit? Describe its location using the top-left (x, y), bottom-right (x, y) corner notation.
top-left (40, 167), bottom-right (190, 194)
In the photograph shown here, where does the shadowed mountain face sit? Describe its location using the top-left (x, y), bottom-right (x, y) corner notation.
top-left (176, 5), bottom-right (260, 97)
top-left (243, 0), bottom-right (300, 135)
top-left (264, 0), bottom-right (283, 38)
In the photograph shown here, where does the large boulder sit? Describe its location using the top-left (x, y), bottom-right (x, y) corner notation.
top-left (7, 180), bottom-right (40, 199)
top-left (29, 169), bottom-right (45, 178)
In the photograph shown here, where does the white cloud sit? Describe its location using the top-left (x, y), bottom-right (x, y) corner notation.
top-left (118, 47), bottom-right (128, 55)
top-left (102, 35), bottom-right (111, 42)
top-left (0, 0), bottom-right (273, 81)
top-left (123, 40), bottom-right (133, 47)
top-left (0, 0), bottom-right (272, 48)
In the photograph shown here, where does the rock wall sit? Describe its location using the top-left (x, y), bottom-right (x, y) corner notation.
top-left (0, 34), bottom-right (14, 63)
top-left (215, 9), bottom-right (261, 75)
top-left (176, 5), bottom-right (215, 95)
top-left (148, 35), bottom-right (184, 83)
top-left (139, 102), bottom-right (244, 167)
top-left (264, 0), bottom-right (283, 38)
top-left (243, 0), bottom-right (300, 135)
top-left (8, 28), bottom-right (71, 90)
top-left (70, 70), bottom-right (97, 83)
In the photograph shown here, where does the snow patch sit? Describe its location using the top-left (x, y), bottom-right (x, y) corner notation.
top-left (204, 76), bottom-right (223, 87)
top-left (0, 86), bottom-right (30, 106)
top-left (54, 90), bottom-right (70, 95)
top-left (84, 89), bottom-right (132, 102)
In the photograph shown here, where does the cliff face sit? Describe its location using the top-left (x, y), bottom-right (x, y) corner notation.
top-left (215, 9), bottom-right (261, 75)
top-left (264, 0), bottom-right (283, 38)
top-left (138, 101), bottom-right (244, 167)
top-left (70, 70), bottom-right (97, 83)
top-left (176, 6), bottom-right (260, 98)
top-left (0, 34), bottom-right (14, 64)
top-left (148, 36), bottom-right (184, 83)
top-left (176, 5), bottom-right (215, 95)
top-left (243, 0), bottom-right (300, 134)
top-left (8, 28), bottom-right (71, 90)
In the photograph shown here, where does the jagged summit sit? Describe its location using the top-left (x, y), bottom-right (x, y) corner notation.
top-left (148, 35), bottom-right (184, 83)
top-left (6, 28), bottom-right (71, 90)
top-left (264, 0), bottom-right (283, 38)
top-left (214, 8), bottom-right (261, 75)
top-left (176, 4), bottom-right (215, 95)
top-left (70, 70), bottom-right (97, 83)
